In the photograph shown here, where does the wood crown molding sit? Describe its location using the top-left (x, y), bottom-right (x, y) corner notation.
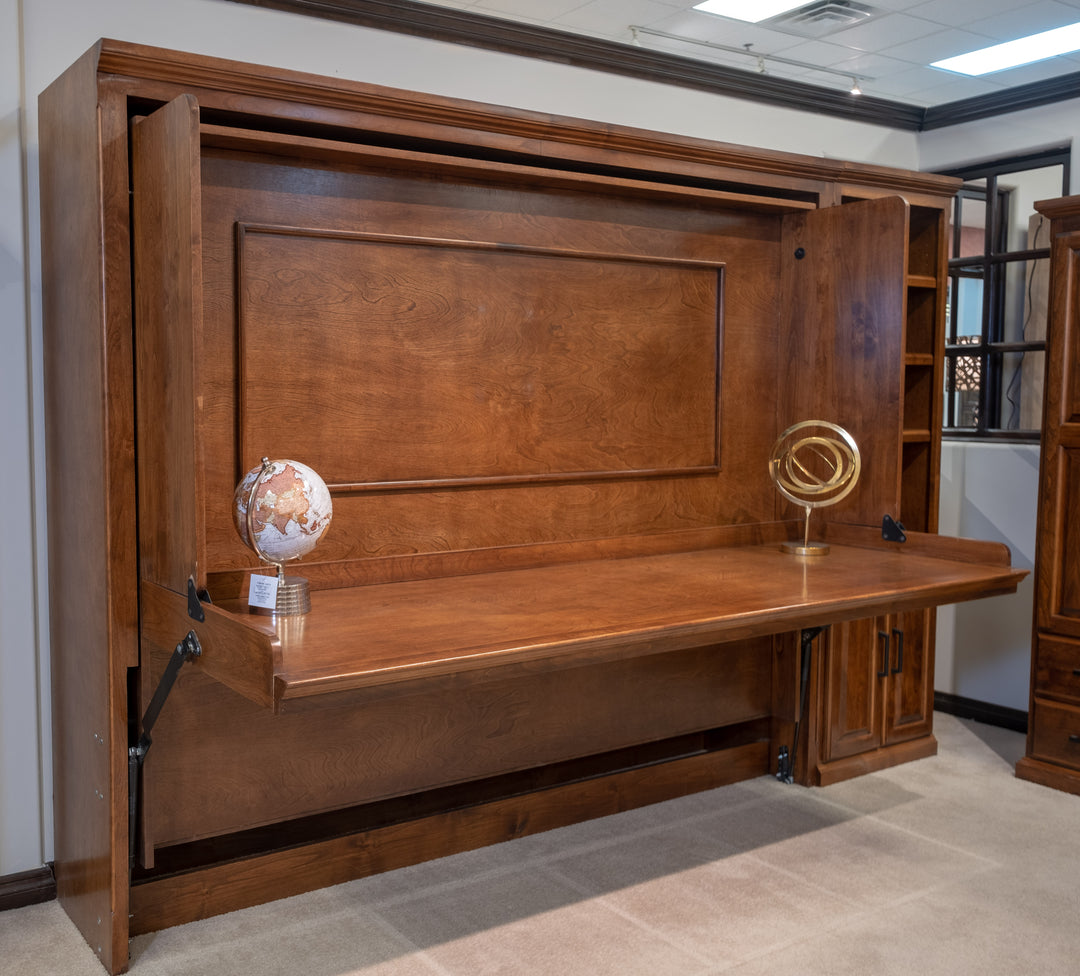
top-left (92, 38), bottom-right (959, 201)
top-left (223, 0), bottom-right (1080, 132)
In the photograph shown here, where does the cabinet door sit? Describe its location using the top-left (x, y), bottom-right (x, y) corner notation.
top-left (822, 616), bottom-right (886, 760)
top-left (779, 197), bottom-right (907, 525)
top-left (884, 608), bottom-right (934, 744)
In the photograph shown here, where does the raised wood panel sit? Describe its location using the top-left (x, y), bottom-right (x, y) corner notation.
top-left (822, 617), bottom-right (884, 761)
top-left (142, 638), bottom-right (771, 848)
top-left (1053, 447), bottom-right (1080, 622)
top-left (236, 225), bottom-right (722, 490)
top-left (1035, 634), bottom-right (1080, 705)
top-left (1058, 242), bottom-right (1080, 422)
top-left (1029, 699), bottom-right (1080, 771)
top-left (197, 146), bottom-right (781, 571)
top-left (884, 608), bottom-right (934, 745)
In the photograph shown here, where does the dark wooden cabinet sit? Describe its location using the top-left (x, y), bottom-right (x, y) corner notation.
top-left (1017, 194), bottom-right (1080, 796)
top-left (40, 41), bottom-right (1022, 974)
top-left (816, 610), bottom-right (935, 781)
top-left (779, 194), bottom-right (949, 784)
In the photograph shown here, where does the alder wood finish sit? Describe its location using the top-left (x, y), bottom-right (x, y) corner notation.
top-left (1019, 195), bottom-right (1080, 796)
top-left (40, 40), bottom-right (1019, 973)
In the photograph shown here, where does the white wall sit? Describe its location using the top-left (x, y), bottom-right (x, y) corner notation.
top-left (935, 443), bottom-right (1039, 712)
top-left (2, 0), bottom-right (49, 877)
top-left (0, 0), bottom-right (1066, 876)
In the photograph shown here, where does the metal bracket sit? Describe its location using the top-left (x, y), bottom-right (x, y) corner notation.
top-left (187, 575), bottom-right (208, 621)
top-left (128, 630), bottom-right (202, 871)
top-left (777, 626), bottom-right (825, 784)
top-left (882, 514), bottom-right (906, 543)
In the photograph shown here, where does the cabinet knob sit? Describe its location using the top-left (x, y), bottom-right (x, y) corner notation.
top-left (1069, 734), bottom-right (1080, 744)
top-left (877, 631), bottom-right (889, 678)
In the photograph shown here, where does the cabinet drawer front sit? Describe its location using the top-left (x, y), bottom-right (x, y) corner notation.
top-left (1030, 700), bottom-right (1080, 771)
top-left (1035, 635), bottom-right (1080, 704)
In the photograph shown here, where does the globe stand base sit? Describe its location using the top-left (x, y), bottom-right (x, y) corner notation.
top-left (252, 575), bottom-right (311, 616)
top-left (780, 541), bottom-right (830, 556)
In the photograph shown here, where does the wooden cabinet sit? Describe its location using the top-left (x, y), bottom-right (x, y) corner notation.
top-left (815, 610), bottom-right (935, 783)
top-left (1017, 195), bottom-right (1080, 796)
top-left (39, 41), bottom-right (1023, 975)
top-left (779, 193), bottom-right (950, 784)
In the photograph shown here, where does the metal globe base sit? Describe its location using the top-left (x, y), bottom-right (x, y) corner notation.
top-left (780, 540), bottom-right (830, 556)
top-left (251, 575), bottom-right (311, 616)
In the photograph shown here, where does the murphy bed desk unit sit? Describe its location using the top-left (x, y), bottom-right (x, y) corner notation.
top-left (40, 41), bottom-right (1025, 973)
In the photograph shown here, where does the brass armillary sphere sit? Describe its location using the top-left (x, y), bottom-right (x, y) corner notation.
top-left (769, 420), bottom-right (861, 556)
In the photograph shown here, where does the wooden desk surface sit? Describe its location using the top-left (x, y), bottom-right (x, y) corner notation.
top-left (141, 525), bottom-right (1024, 712)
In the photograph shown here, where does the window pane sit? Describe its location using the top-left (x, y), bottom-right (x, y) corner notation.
top-left (996, 350), bottom-right (1045, 430)
top-left (997, 167), bottom-right (1066, 252)
top-left (952, 275), bottom-right (983, 341)
top-left (947, 355), bottom-right (980, 428)
top-left (956, 188), bottom-right (986, 259)
top-left (1002, 257), bottom-right (1050, 344)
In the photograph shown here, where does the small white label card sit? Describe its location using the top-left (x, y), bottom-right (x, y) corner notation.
top-left (248, 573), bottom-right (280, 610)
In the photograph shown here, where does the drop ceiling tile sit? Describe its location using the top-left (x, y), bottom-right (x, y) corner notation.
top-left (798, 12), bottom-right (943, 54)
top-left (831, 50), bottom-right (928, 77)
top-left (755, 37), bottom-right (865, 68)
top-left (559, 0), bottom-right (681, 37)
top-left (882, 26), bottom-right (999, 62)
top-left (906, 0), bottom-right (1042, 28)
top-left (966, 1), bottom-right (1080, 43)
top-left (985, 54), bottom-right (1080, 85)
top-left (472, 0), bottom-right (590, 19)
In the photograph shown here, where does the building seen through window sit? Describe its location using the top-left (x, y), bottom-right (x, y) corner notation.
top-left (939, 149), bottom-right (1069, 439)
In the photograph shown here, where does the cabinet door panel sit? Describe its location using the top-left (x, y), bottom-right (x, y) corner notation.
top-left (884, 608), bottom-right (934, 744)
top-left (822, 617), bottom-right (884, 761)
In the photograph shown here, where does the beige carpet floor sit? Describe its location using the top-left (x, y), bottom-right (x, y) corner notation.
top-left (4, 713), bottom-right (1078, 975)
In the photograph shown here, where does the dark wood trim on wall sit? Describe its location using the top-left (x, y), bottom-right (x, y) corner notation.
top-left (225, 0), bottom-right (1080, 132)
top-left (934, 691), bottom-right (1028, 734)
top-left (0, 866), bottom-right (56, 913)
top-left (225, 0), bottom-right (923, 129)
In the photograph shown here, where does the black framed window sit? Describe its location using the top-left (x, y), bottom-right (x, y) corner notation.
top-left (939, 148), bottom-right (1069, 439)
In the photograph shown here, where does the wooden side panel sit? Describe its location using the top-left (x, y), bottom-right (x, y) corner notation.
top-left (132, 95), bottom-right (207, 592)
top-left (143, 638), bottom-right (772, 848)
top-left (40, 46), bottom-right (134, 974)
top-left (779, 197), bottom-right (907, 525)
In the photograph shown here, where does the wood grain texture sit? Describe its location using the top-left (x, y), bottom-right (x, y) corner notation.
top-left (198, 533), bottom-right (1023, 709)
top-left (143, 639), bottom-right (771, 846)
top-left (40, 38), bottom-right (976, 963)
top-left (236, 225), bottom-right (721, 489)
top-left (1025, 198), bottom-right (1080, 795)
top-left (39, 43), bottom-right (135, 975)
top-left (193, 144), bottom-right (781, 570)
top-left (778, 196), bottom-right (907, 526)
top-left (130, 741), bottom-right (767, 935)
top-left (132, 95), bottom-right (207, 592)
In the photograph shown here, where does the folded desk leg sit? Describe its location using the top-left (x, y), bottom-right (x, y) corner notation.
top-left (776, 626), bottom-right (825, 784)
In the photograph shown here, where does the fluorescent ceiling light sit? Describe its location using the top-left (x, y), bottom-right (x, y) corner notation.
top-left (932, 22), bottom-right (1080, 75)
top-left (693, 1), bottom-right (808, 24)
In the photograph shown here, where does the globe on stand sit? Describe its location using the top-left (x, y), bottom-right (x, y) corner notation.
top-left (769, 421), bottom-right (860, 556)
top-left (233, 457), bottom-right (333, 614)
